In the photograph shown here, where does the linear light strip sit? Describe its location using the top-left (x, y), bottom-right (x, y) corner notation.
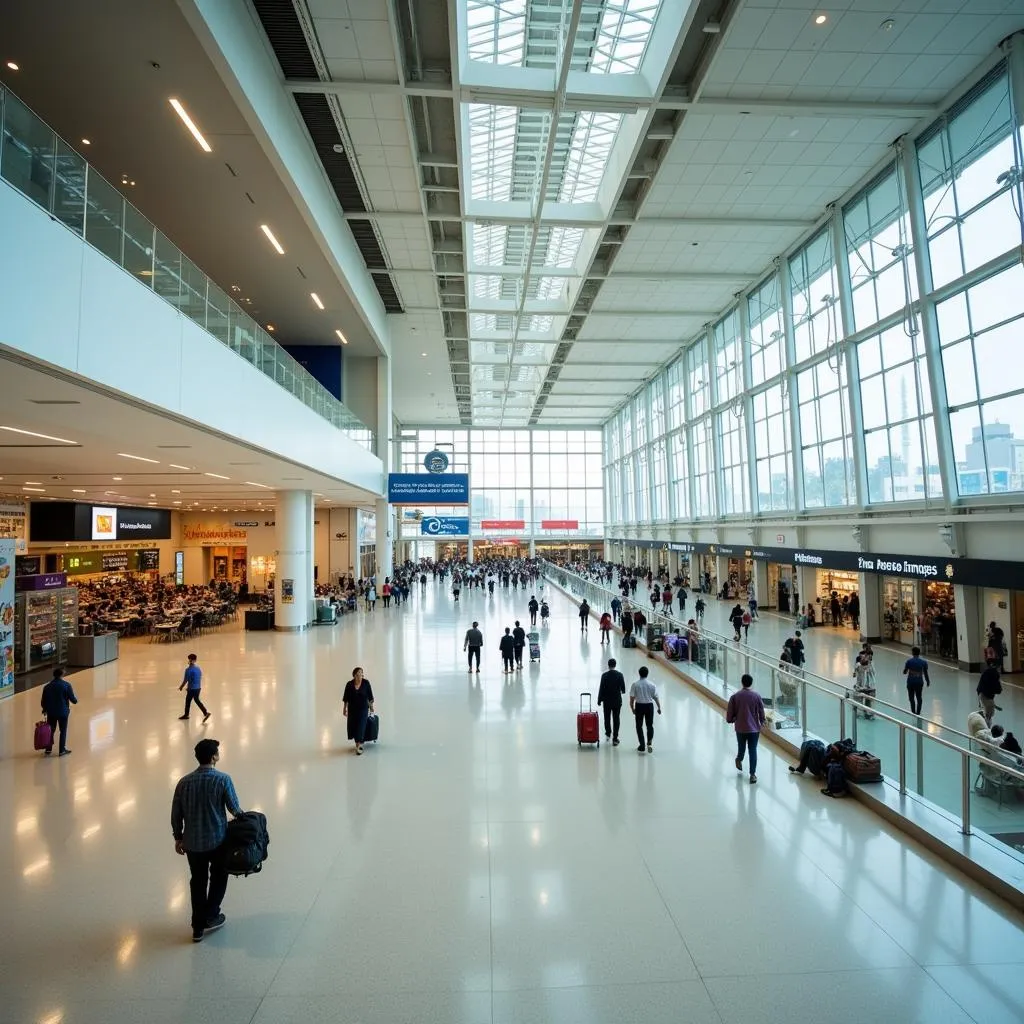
top-left (0, 425), bottom-right (77, 444)
top-left (169, 98), bottom-right (212, 153)
top-left (260, 225), bottom-right (285, 255)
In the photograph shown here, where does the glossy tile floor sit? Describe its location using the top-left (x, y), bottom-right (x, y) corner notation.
top-left (2, 580), bottom-right (1024, 1023)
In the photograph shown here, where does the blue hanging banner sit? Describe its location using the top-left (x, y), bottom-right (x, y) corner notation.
top-left (388, 473), bottom-right (470, 505)
top-left (420, 516), bottom-right (469, 536)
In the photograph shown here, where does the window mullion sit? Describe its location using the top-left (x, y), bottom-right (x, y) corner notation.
top-left (779, 256), bottom-right (804, 510)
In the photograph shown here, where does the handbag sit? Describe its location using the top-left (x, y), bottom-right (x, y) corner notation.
top-left (843, 750), bottom-right (882, 783)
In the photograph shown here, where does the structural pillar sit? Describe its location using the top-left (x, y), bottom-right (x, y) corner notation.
top-left (716, 555), bottom-right (730, 594)
top-left (796, 566), bottom-right (817, 617)
top-left (374, 356), bottom-right (393, 583)
top-left (954, 584), bottom-right (983, 673)
top-left (752, 560), bottom-right (768, 608)
top-left (530, 539), bottom-right (536, 558)
top-left (859, 573), bottom-right (883, 643)
top-left (467, 537), bottom-right (474, 563)
top-left (275, 489), bottom-right (313, 631)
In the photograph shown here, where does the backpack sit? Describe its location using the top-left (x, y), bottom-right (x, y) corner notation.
top-left (742, 611), bottom-right (751, 625)
top-left (822, 763), bottom-right (847, 797)
top-left (219, 810), bottom-right (270, 876)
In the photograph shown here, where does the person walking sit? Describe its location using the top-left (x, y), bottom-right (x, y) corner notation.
top-left (343, 667), bottom-right (375, 755)
top-left (171, 737), bottom-right (242, 942)
top-left (579, 599), bottom-right (590, 633)
top-left (611, 594), bottom-right (622, 621)
top-left (40, 667), bottom-right (77, 756)
top-left (848, 591), bottom-right (860, 632)
top-left (790, 630), bottom-right (806, 676)
top-left (178, 653), bottom-right (211, 722)
top-left (741, 608), bottom-right (752, 640)
top-left (452, 578), bottom-right (461, 603)
top-left (986, 621), bottom-right (1006, 671)
top-left (977, 659), bottom-right (1003, 726)
top-left (621, 608), bottom-right (634, 643)
top-left (676, 585), bottom-right (687, 615)
top-left (694, 596), bottom-right (705, 622)
top-left (629, 666), bottom-right (662, 754)
top-left (366, 583), bottom-right (377, 611)
top-left (540, 599), bottom-right (550, 626)
top-left (499, 628), bottom-right (516, 674)
top-left (597, 657), bottom-right (625, 745)
top-left (528, 595), bottom-right (539, 626)
top-left (729, 603), bottom-right (745, 642)
top-left (512, 621), bottom-right (527, 669)
top-left (381, 579), bottom-right (391, 609)
top-left (599, 611), bottom-right (613, 645)
top-left (464, 621), bottom-right (483, 673)
top-left (903, 646), bottom-right (930, 715)
top-left (726, 673), bottom-right (766, 784)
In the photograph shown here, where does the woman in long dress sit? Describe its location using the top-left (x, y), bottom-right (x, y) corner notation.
top-left (343, 667), bottom-right (375, 755)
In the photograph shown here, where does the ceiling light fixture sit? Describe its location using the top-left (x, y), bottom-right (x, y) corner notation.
top-left (881, 18), bottom-right (895, 31)
top-left (72, 488), bottom-right (86, 493)
top-left (24, 480), bottom-right (42, 485)
top-left (259, 225), bottom-right (285, 255)
top-left (169, 464), bottom-right (192, 471)
top-left (171, 489), bottom-right (181, 494)
top-left (112, 477), bottom-right (123, 482)
top-left (173, 500), bottom-right (182, 505)
top-left (169, 98), bottom-right (212, 153)
top-left (204, 472), bottom-right (230, 480)
top-left (266, 324), bottom-right (276, 332)
top-left (245, 481), bottom-right (272, 489)
top-left (334, 329), bottom-right (347, 344)
top-left (310, 292), bottom-right (324, 310)
top-left (0, 425), bottom-right (77, 444)
top-left (814, 14), bottom-right (827, 25)
top-left (6, 61), bottom-right (19, 71)
top-left (81, 138), bottom-right (92, 146)
top-left (118, 452), bottom-right (159, 463)
top-left (22, 486), bottom-right (45, 492)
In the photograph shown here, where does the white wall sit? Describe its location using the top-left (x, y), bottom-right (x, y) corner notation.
top-left (343, 356), bottom-right (379, 436)
top-left (0, 183), bottom-right (384, 497)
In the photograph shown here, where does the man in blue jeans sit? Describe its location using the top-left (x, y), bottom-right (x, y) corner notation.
top-left (902, 646), bottom-right (930, 715)
top-left (40, 667), bottom-right (78, 756)
top-left (726, 673), bottom-right (766, 784)
top-left (171, 738), bottom-right (242, 942)
top-left (179, 653), bottom-right (211, 721)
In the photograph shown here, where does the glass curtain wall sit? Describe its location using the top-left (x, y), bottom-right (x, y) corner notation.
top-left (398, 428), bottom-right (604, 537)
top-left (603, 60), bottom-right (1024, 524)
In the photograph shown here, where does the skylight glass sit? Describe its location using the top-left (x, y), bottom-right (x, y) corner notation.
top-left (542, 226), bottom-right (585, 268)
top-left (469, 104), bottom-right (519, 201)
top-left (559, 111), bottom-right (621, 203)
top-left (466, 0), bottom-right (526, 66)
top-left (592, 0), bottom-right (662, 74)
top-left (472, 223), bottom-right (509, 266)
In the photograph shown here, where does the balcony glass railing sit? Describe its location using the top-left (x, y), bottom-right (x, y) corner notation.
top-left (543, 560), bottom-right (1024, 869)
top-left (0, 84), bottom-right (374, 452)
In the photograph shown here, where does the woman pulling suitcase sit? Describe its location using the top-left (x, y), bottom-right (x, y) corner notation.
top-left (343, 666), bottom-right (376, 755)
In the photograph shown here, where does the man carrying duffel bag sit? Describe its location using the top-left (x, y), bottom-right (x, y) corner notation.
top-left (171, 738), bottom-right (245, 943)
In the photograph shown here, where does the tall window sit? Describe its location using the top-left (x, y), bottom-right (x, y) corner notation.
top-left (669, 429), bottom-right (689, 520)
top-left (844, 166), bottom-right (918, 332)
top-left (686, 337), bottom-right (710, 418)
top-left (651, 439), bottom-right (667, 520)
top-left (649, 379), bottom-right (665, 439)
top-left (937, 261), bottom-right (1024, 496)
top-left (917, 67), bottom-right (1020, 290)
top-left (712, 308), bottom-right (743, 405)
top-left (666, 358), bottom-right (686, 430)
top-left (789, 229), bottom-right (843, 365)
top-left (858, 324), bottom-right (942, 503)
top-left (717, 408), bottom-right (749, 515)
top-left (690, 416), bottom-right (716, 518)
top-left (752, 383), bottom-right (792, 512)
top-left (748, 275), bottom-right (785, 386)
top-left (798, 359), bottom-right (855, 508)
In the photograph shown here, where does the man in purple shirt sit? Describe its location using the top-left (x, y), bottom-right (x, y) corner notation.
top-left (726, 673), bottom-right (766, 784)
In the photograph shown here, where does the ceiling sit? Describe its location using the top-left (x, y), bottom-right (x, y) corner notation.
top-left (0, 0), bottom-right (385, 359)
top-left (0, 356), bottom-right (378, 513)
top-left (241, 0), bottom-right (1024, 426)
top-left (3, 0), bottom-right (1022, 433)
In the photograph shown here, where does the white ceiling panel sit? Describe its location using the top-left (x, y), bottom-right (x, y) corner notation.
top-left (568, 341), bottom-right (681, 364)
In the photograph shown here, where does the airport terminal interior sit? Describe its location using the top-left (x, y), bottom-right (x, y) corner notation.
top-left (2, 0), bottom-right (1024, 1021)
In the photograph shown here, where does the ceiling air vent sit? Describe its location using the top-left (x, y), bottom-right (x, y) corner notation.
top-left (250, 0), bottom-right (318, 78)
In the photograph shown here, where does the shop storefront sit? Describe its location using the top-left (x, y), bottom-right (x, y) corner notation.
top-left (357, 509), bottom-right (376, 580)
top-left (767, 561), bottom-right (795, 612)
top-left (817, 569), bottom-right (860, 626)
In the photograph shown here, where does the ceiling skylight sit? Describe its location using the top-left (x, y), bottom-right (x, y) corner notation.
top-left (469, 104), bottom-right (519, 201)
top-left (592, 0), bottom-right (662, 74)
top-left (466, 0), bottom-right (526, 66)
top-left (559, 111), bottom-right (621, 203)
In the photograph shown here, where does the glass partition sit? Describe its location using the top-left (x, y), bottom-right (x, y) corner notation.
top-left (0, 83), bottom-right (374, 452)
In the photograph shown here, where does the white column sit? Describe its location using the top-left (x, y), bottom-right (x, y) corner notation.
top-left (375, 356), bottom-right (393, 583)
top-left (796, 566), bottom-right (817, 617)
top-left (467, 537), bottom-right (474, 563)
top-left (859, 573), bottom-right (883, 643)
top-left (954, 585), bottom-right (983, 672)
top-left (752, 560), bottom-right (768, 606)
top-left (275, 489), bottom-right (313, 631)
top-left (530, 539), bottom-right (537, 558)
top-left (716, 555), bottom-right (730, 593)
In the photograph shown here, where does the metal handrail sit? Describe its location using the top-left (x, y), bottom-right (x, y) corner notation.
top-left (544, 560), bottom-right (1024, 840)
top-left (542, 559), bottom-right (982, 750)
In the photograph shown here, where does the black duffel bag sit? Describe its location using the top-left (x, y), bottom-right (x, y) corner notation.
top-left (218, 810), bottom-right (270, 877)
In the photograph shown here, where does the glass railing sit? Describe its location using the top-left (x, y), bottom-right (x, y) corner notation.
top-left (543, 560), bottom-right (1024, 865)
top-left (0, 84), bottom-right (374, 452)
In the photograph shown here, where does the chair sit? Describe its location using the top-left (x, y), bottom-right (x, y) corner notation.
top-left (178, 615), bottom-right (193, 641)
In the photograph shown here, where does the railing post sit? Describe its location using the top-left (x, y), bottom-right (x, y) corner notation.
top-left (960, 752), bottom-right (971, 836)
top-left (840, 697), bottom-right (846, 740)
top-left (800, 678), bottom-right (807, 734)
top-left (899, 727), bottom-right (907, 795)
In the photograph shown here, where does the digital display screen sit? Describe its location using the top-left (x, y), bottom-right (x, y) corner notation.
top-left (91, 507), bottom-right (117, 541)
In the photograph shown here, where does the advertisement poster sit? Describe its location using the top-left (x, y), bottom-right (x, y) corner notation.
top-left (421, 516), bottom-right (470, 536)
top-left (281, 578), bottom-right (294, 604)
top-left (387, 473), bottom-right (470, 505)
top-left (0, 503), bottom-right (27, 555)
top-left (0, 538), bottom-right (15, 698)
top-left (91, 506), bottom-right (118, 541)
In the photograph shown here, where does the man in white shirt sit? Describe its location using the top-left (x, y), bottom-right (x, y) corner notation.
top-left (629, 666), bottom-right (662, 754)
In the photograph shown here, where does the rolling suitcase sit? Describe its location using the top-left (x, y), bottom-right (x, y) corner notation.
top-left (364, 713), bottom-right (380, 743)
top-left (528, 630), bottom-right (540, 662)
top-left (34, 720), bottom-right (53, 751)
top-left (577, 692), bottom-right (600, 747)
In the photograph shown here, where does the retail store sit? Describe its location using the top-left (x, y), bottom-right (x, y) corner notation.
top-left (766, 560), bottom-right (796, 612)
top-left (816, 569), bottom-right (860, 625)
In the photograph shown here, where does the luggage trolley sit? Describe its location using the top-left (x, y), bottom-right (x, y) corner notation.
top-left (527, 629), bottom-right (541, 663)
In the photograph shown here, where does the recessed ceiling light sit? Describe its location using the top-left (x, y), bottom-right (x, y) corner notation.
top-left (310, 292), bottom-right (325, 310)
top-left (6, 61), bottom-right (19, 71)
top-left (421, 352), bottom-right (427, 357)
top-left (149, 493), bottom-right (156, 498)
top-left (335, 329), bottom-right (347, 344)
top-left (169, 98), bottom-right (212, 152)
top-left (118, 452), bottom-right (159, 463)
top-left (81, 138), bottom-right (92, 146)
top-left (72, 488), bottom-right (86, 493)
top-left (245, 481), bottom-right (272, 489)
top-left (24, 480), bottom-right (42, 485)
top-left (147, 502), bottom-right (157, 506)
top-left (169, 464), bottom-right (192, 471)
top-left (0, 425), bottom-right (77, 444)
top-left (814, 14), bottom-right (827, 25)
top-left (173, 500), bottom-right (182, 505)
top-left (266, 324), bottom-right (276, 332)
top-left (23, 487), bottom-right (45, 492)
top-left (171, 489), bottom-right (181, 494)
top-left (112, 476), bottom-right (123, 481)
top-left (204, 472), bottom-right (230, 480)
top-left (260, 225), bottom-right (285, 255)
top-left (880, 18), bottom-right (895, 31)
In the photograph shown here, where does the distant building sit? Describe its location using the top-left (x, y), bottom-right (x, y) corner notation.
top-left (957, 422), bottom-right (1024, 494)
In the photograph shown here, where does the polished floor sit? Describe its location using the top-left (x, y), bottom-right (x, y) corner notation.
top-left (1, 580), bottom-right (1024, 1023)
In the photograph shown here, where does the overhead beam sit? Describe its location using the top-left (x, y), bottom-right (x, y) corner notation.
top-left (343, 210), bottom-right (816, 229)
top-left (662, 95), bottom-right (940, 120)
top-left (391, 266), bottom-right (752, 282)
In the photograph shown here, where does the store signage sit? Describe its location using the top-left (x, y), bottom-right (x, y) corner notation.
top-left (16, 573), bottom-right (67, 591)
top-left (62, 549), bottom-right (158, 575)
top-left (387, 473), bottom-right (469, 505)
top-left (183, 525), bottom-right (249, 543)
top-left (421, 516), bottom-right (469, 536)
top-left (541, 520), bottom-right (579, 530)
top-left (139, 549), bottom-right (160, 571)
top-left (423, 449), bottom-right (449, 474)
top-left (101, 552), bottom-right (130, 572)
top-left (30, 502), bottom-right (171, 542)
top-left (234, 521), bottom-right (259, 528)
top-left (0, 538), bottom-right (14, 697)
top-left (481, 520), bottom-right (525, 530)
top-left (608, 539), bottom-right (1024, 589)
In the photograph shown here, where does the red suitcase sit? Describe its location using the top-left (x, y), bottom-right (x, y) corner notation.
top-left (577, 692), bottom-right (600, 747)
top-left (34, 720), bottom-right (53, 751)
